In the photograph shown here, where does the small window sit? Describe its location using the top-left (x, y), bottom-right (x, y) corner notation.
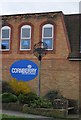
top-left (42, 24), bottom-right (54, 50)
top-left (0, 26), bottom-right (11, 51)
top-left (20, 25), bottom-right (31, 50)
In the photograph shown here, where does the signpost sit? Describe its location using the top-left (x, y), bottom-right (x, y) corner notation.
top-left (33, 42), bottom-right (48, 96)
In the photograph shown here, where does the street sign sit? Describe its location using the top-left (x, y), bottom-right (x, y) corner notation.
top-left (10, 60), bottom-right (38, 81)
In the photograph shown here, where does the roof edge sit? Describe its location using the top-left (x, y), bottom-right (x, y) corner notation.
top-left (1, 11), bottom-right (63, 17)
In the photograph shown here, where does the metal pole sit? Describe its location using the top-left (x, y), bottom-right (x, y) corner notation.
top-left (38, 60), bottom-right (41, 96)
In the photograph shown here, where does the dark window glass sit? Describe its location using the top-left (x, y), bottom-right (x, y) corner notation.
top-left (1, 40), bottom-right (9, 49)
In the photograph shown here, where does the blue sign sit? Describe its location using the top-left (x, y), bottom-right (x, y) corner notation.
top-left (10, 60), bottom-right (38, 81)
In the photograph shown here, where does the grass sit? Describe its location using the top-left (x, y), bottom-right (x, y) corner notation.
top-left (0, 114), bottom-right (80, 120)
top-left (0, 114), bottom-right (36, 120)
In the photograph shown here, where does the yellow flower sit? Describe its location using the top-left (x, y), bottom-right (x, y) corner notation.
top-left (9, 79), bottom-right (31, 94)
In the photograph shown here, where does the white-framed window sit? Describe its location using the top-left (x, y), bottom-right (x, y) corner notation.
top-left (42, 24), bottom-right (54, 50)
top-left (0, 26), bottom-right (11, 51)
top-left (20, 25), bottom-right (31, 50)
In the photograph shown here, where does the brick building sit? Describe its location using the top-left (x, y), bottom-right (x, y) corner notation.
top-left (0, 11), bottom-right (80, 100)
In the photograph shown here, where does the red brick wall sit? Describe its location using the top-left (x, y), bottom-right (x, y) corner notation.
top-left (2, 12), bottom-right (79, 100)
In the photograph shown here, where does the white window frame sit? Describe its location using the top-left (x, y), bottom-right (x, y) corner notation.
top-left (0, 26), bottom-right (11, 51)
top-left (42, 24), bottom-right (54, 50)
top-left (20, 25), bottom-right (31, 51)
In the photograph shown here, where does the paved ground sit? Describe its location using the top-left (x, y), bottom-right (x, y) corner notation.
top-left (0, 109), bottom-right (80, 120)
top-left (0, 109), bottom-right (66, 120)
top-left (2, 109), bottom-right (52, 119)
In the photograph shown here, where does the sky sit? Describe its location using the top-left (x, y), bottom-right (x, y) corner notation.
top-left (0, 0), bottom-right (80, 15)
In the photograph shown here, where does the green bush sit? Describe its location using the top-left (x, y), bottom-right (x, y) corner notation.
top-left (44, 90), bottom-right (63, 104)
top-left (2, 92), bottom-right (18, 103)
top-left (29, 98), bottom-right (52, 108)
top-left (18, 92), bottom-right (39, 104)
top-left (2, 81), bottom-right (14, 93)
top-left (18, 92), bottom-right (52, 108)
top-left (18, 94), bottom-right (28, 104)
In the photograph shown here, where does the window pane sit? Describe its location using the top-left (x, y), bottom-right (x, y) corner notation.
top-left (21, 39), bottom-right (30, 49)
top-left (44, 28), bottom-right (52, 37)
top-left (43, 38), bottom-right (53, 49)
top-left (2, 29), bottom-right (9, 38)
top-left (22, 28), bottom-right (30, 38)
top-left (1, 40), bottom-right (9, 49)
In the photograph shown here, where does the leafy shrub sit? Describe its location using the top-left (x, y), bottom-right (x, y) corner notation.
top-left (18, 92), bottom-right (52, 108)
top-left (18, 92), bottom-right (39, 104)
top-left (2, 81), bottom-right (14, 93)
top-left (29, 98), bottom-right (52, 108)
top-left (2, 92), bottom-right (18, 103)
top-left (44, 90), bottom-right (63, 104)
top-left (18, 94), bottom-right (28, 104)
top-left (9, 79), bottom-right (31, 95)
top-left (24, 92), bottom-right (39, 102)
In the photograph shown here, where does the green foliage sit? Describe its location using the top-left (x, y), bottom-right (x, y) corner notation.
top-left (44, 90), bottom-right (63, 104)
top-left (2, 92), bottom-right (18, 103)
top-left (2, 81), bottom-right (14, 93)
top-left (29, 98), bottom-right (52, 108)
top-left (18, 92), bottom-right (52, 108)
top-left (18, 92), bottom-right (39, 104)
top-left (18, 94), bottom-right (28, 104)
